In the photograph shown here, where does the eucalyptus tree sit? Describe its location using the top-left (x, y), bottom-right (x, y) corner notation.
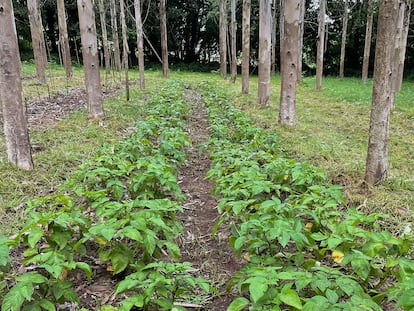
top-left (160, 0), bottom-right (169, 77)
top-left (219, 0), bottom-right (228, 79)
top-left (98, 0), bottom-right (110, 74)
top-left (362, 0), bottom-right (374, 83)
top-left (27, 0), bottom-right (47, 83)
top-left (365, 0), bottom-right (398, 185)
top-left (230, 0), bottom-right (237, 83)
top-left (109, 0), bottom-right (121, 71)
top-left (279, 0), bottom-right (301, 125)
top-left (0, 0), bottom-right (33, 170)
top-left (257, 0), bottom-right (272, 107)
top-left (77, 0), bottom-right (104, 118)
top-left (242, 0), bottom-right (251, 94)
top-left (339, 0), bottom-right (349, 79)
top-left (134, 0), bottom-right (145, 89)
top-left (57, 0), bottom-right (73, 77)
top-left (120, 0), bottom-right (129, 99)
top-left (316, 0), bottom-right (326, 90)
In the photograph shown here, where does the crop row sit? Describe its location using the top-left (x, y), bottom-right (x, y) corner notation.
top-left (199, 81), bottom-right (414, 311)
top-left (0, 81), bottom-right (212, 311)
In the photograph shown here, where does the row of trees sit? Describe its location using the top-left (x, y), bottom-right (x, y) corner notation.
top-left (0, 0), bottom-right (412, 187)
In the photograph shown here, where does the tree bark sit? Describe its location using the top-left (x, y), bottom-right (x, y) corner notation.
top-left (219, 0), bottom-right (228, 79)
top-left (257, 0), bottom-right (272, 107)
top-left (297, 0), bottom-right (305, 82)
top-left (279, 0), bottom-right (284, 58)
top-left (134, 0), bottom-right (145, 89)
top-left (279, 0), bottom-right (300, 126)
top-left (365, 0), bottom-right (398, 185)
top-left (362, 0), bottom-right (374, 84)
top-left (0, 0), bottom-right (34, 170)
top-left (339, 0), bottom-right (348, 79)
top-left (98, 0), bottom-right (110, 75)
top-left (316, 0), bottom-right (325, 90)
top-left (57, 0), bottom-right (73, 77)
top-left (242, 0), bottom-right (251, 94)
top-left (27, 0), bottom-right (47, 84)
top-left (160, 0), bottom-right (169, 77)
top-left (230, 0), bottom-right (237, 83)
top-left (77, 0), bottom-right (105, 119)
top-left (120, 0), bottom-right (129, 100)
top-left (396, 0), bottom-right (411, 91)
top-left (109, 0), bottom-right (121, 71)
top-left (271, 1), bottom-right (277, 74)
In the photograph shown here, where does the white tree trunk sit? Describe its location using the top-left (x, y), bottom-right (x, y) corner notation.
top-left (279, 0), bottom-right (300, 125)
top-left (242, 0), bottom-right (251, 94)
top-left (297, 0), bottom-right (305, 82)
top-left (109, 0), bottom-right (121, 71)
top-left (0, 0), bottom-right (34, 170)
top-left (57, 0), bottom-right (73, 77)
top-left (219, 0), bottom-right (228, 79)
top-left (339, 0), bottom-right (348, 79)
top-left (160, 0), bottom-right (169, 77)
top-left (120, 0), bottom-right (129, 100)
top-left (98, 0), bottom-right (110, 75)
top-left (365, 0), bottom-right (398, 185)
top-left (257, 0), bottom-right (272, 107)
top-left (362, 0), bottom-right (374, 84)
top-left (134, 0), bottom-right (145, 89)
top-left (271, 1), bottom-right (277, 74)
top-left (230, 0), bottom-right (237, 83)
top-left (316, 0), bottom-right (325, 90)
top-left (27, 0), bottom-right (47, 83)
top-left (77, 0), bottom-right (104, 119)
top-left (395, 0), bottom-right (411, 92)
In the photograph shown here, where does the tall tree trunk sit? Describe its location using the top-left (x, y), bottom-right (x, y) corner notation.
top-left (98, 0), bottom-right (110, 75)
top-left (257, 0), bottom-right (272, 107)
top-left (279, 0), bottom-right (284, 57)
top-left (365, 0), bottom-right (398, 185)
top-left (230, 0), bottom-right (237, 83)
top-left (316, 0), bottom-right (325, 90)
top-left (77, 0), bottom-right (105, 119)
top-left (120, 0), bottom-right (129, 100)
top-left (134, 0), bottom-right (145, 89)
top-left (297, 0), bottom-right (305, 82)
top-left (109, 0), bottom-right (121, 71)
top-left (160, 0), bottom-right (169, 77)
top-left (242, 0), bottom-right (251, 94)
top-left (396, 0), bottom-right (411, 91)
top-left (279, 0), bottom-right (300, 126)
top-left (219, 0), bottom-right (228, 79)
top-left (27, 0), bottom-right (47, 84)
top-left (339, 0), bottom-right (348, 79)
top-left (0, 0), bottom-right (34, 170)
top-left (362, 0), bottom-right (374, 84)
top-left (271, 1), bottom-right (277, 74)
top-left (57, 0), bottom-right (73, 77)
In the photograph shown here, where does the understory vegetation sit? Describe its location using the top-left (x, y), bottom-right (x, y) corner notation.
top-left (0, 66), bottom-right (414, 310)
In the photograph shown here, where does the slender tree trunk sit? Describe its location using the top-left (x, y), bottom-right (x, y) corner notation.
top-left (98, 0), bottom-right (110, 75)
top-left (242, 0), bottom-right (251, 94)
top-left (219, 0), bottom-right (228, 79)
top-left (279, 0), bottom-right (284, 58)
top-left (134, 0), bottom-right (145, 89)
top-left (0, 0), bottom-right (34, 170)
top-left (362, 0), bottom-right (374, 84)
top-left (297, 0), bottom-right (305, 82)
top-left (27, 0), bottom-right (47, 83)
top-left (339, 0), bottom-right (348, 79)
top-left (109, 0), bottom-right (121, 71)
top-left (396, 0), bottom-right (411, 91)
top-left (120, 0), bottom-right (129, 100)
top-left (271, 1), bottom-right (277, 74)
top-left (77, 0), bottom-right (105, 119)
top-left (365, 0), bottom-right (398, 185)
top-left (230, 0), bottom-right (237, 83)
top-left (57, 0), bottom-right (73, 77)
top-left (257, 0), bottom-right (272, 107)
top-left (160, 0), bottom-right (169, 77)
top-left (316, 0), bottom-right (326, 90)
top-left (279, 0), bottom-right (300, 126)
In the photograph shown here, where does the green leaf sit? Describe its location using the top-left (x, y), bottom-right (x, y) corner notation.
top-left (0, 236), bottom-right (10, 266)
top-left (28, 227), bottom-right (43, 248)
top-left (1, 284), bottom-right (26, 311)
top-left (249, 280), bottom-right (268, 303)
top-left (351, 258), bottom-right (371, 280)
top-left (16, 272), bottom-right (48, 284)
top-left (76, 262), bottom-right (92, 280)
top-left (280, 286), bottom-right (302, 309)
top-left (116, 279), bottom-right (140, 294)
top-left (39, 299), bottom-right (56, 311)
top-left (227, 297), bottom-right (250, 311)
top-left (325, 289), bottom-right (339, 304)
top-left (120, 295), bottom-right (144, 310)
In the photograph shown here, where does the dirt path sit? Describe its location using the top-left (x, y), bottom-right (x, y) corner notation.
top-left (178, 90), bottom-right (242, 310)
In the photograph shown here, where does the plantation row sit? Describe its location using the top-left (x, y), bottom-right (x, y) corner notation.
top-left (0, 81), bottom-right (212, 310)
top-left (199, 81), bottom-right (414, 310)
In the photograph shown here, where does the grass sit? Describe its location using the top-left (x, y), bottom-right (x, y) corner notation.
top-left (1, 65), bottom-right (413, 236)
